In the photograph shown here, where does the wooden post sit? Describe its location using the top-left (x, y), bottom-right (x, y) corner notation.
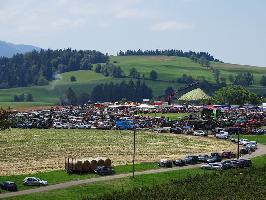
top-left (133, 128), bottom-right (136, 178)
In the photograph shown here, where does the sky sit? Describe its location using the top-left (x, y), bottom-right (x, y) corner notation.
top-left (0, 0), bottom-right (266, 66)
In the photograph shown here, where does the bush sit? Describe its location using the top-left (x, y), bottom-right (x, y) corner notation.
top-left (149, 70), bottom-right (158, 80)
top-left (37, 76), bottom-right (49, 86)
top-left (70, 75), bottom-right (77, 82)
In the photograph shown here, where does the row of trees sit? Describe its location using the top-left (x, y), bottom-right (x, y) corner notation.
top-left (261, 75), bottom-right (266, 86)
top-left (129, 68), bottom-right (159, 80)
top-left (59, 80), bottom-right (153, 105)
top-left (0, 49), bottom-right (108, 89)
top-left (118, 49), bottom-right (219, 62)
top-left (91, 80), bottom-right (153, 102)
top-left (95, 63), bottom-right (124, 78)
top-left (14, 93), bottom-right (34, 102)
top-left (229, 72), bottom-right (254, 87)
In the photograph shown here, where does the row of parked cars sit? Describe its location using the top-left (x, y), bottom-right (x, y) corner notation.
top-left (230, 138), bottom-right (258, 154)
top-left (158, 151), bottom-right (236, 168)
top-left (0, 166), bottom-right (114, 193)
top-left (201, 158), bottom-right (252, 170)
top-left (0, 177), bottom-right (48, 192)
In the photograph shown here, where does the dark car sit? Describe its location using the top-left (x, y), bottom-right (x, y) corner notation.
top-left (221, 160), bottom-right (233, 169)
top-left (173, 159), bottom-right (186, 166)
top-left (198, 155), bottom-right (210, 163)
top-left (238, 159), bottom-right (252, 168)
top-left (229, 160), bottom-right (241, 168)
top-left (207, 156), bottom-right (222, 163)
top-left (158, 159), bottom-right (173, 168)
top-left (240, 147), bottom-right (251, 155)
top-left (170, 127), bottom-right (183, 134)
top-left (94, 166), bottom-right (114, 176)
top-left (0, 181), bottom-right (17, 192)
top-left (222, 151), bottom-right (236, 159)
top-left (184, 156), bottom-right (199, 164)
top-left (211, 153), bottom-right (222, 157)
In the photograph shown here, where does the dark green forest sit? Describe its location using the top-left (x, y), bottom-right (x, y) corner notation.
top-left (0, 49), bottom-right (108, 88)
top-left (60, 80), bottom-right (153, 105)
top-left (118, 49), bottom-right (219, 62)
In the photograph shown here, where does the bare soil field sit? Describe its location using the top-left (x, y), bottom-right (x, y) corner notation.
top-left (0, 129), bottom-right (236, 175)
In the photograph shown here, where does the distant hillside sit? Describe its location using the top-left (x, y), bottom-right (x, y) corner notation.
top-left (0, 40), bottom-right (41, 57)
top-left (0, 56), bottom-right (265, 109)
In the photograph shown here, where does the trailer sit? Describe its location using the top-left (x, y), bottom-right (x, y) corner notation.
top-left (65, 157), bottom-right (112, 174)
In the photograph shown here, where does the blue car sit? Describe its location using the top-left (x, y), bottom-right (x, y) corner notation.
top-left (115, 120), bottom-right (134, 130)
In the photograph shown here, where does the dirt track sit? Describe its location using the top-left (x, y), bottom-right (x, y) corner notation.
top-left (1, 144), bottom-right (266, 199)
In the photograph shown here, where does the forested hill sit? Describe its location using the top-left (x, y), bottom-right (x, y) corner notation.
top-left (0, 40), bottom-right (41, 57)
top-left (118, 49), bottom-right (220, 62)
top-left (0, 49), bottom-right (108, 89)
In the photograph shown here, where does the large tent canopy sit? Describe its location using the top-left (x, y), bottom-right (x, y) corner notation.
top-left (178, 88), bottom-right (210, 101)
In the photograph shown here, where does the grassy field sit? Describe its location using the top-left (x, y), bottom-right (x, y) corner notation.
top-left (0, 56), bottom-right (266, 108)
top-left (0, 129), bottom-right (235, 175)
top-left (5, 155), bottom-right (266, 200)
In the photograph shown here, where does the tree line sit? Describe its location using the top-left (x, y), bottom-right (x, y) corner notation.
top-left (91, 80), bottom-right (153, 102)
top-left (60, 80), bottom-right (153, 105)
top-left (0, 49), bottom-right (108, 89)
top-left (118, 49), bottom-right (219, 62)
top-left (13, 93), bottom-right (34, 102)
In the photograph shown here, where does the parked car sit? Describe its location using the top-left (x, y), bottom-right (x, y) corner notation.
top-left (170, 127), bottom-right (183, 134)
top-left (184, 156), bottom-right (199, 164)
top-left (221, 160), bottom-right (233, 169)
top-left (94, 166), bottom-right (114, 176)
top-left (239, 139), bottom-right (249, 145)
top-left (0, 181), bottom-right (17, 192)
top-left (201, 163), bottom-right (224, 170)
top-left (173, 159), bottom-right (186, 166)
top-left (207, 155), bottom-right (222, 163)
top-left (246, 143), bottom-right (257, 151)
top-left (198, 155), bottom-right (210, 163)
top-left (158, 159), bottom-right (173, 168)
top-left (222, 151), bottom-right (236, 159)
top-left (229, 160), bottom-right (241, 168)
top-left (240, 147), bottom-right (251, 155)
top-left (23, 177), bottom-right (48, 186)
top-left (238, 159), bottom-right (252, 167)
top-left (216, 131), bottom-right (229, 139)
top-left (193, 130), bottom-right (207, 136)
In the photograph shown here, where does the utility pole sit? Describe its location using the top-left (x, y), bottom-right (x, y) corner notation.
top-left (133, 128), bottom-right (136, 178)
top-left (237, 131), bottom-right (240, 159)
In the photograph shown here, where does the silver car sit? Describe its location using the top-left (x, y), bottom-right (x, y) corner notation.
top-left (201, 163), bottom-right (224, 170)
top-left (23, 177), bottom-right (48, 186)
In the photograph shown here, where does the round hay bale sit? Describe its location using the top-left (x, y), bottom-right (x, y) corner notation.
top-left (104, 158), bottom-right (112, 167)
top-left (90, 159), bottom-right (97, 170)
top-left (74, 161), bottom-right (83, 172)
top-left (83, 160), bottom-right (91, 172)
top-left (96, 158), bottom-right (105, 166)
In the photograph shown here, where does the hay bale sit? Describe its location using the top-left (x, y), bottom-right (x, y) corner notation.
top-left (83, 160), bottom-right (91, 172)
top-left (74, 161), bottom-right (83, 172)
top-left (104, 158), bottom-right (112, 167)
top-left (90, 159), bottom-right (98, 170)
top-left (96, 158), bottom-right (105, 166)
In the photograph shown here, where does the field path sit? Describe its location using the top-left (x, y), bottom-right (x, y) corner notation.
top-left (1, 144), bottom-right (266, 199)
